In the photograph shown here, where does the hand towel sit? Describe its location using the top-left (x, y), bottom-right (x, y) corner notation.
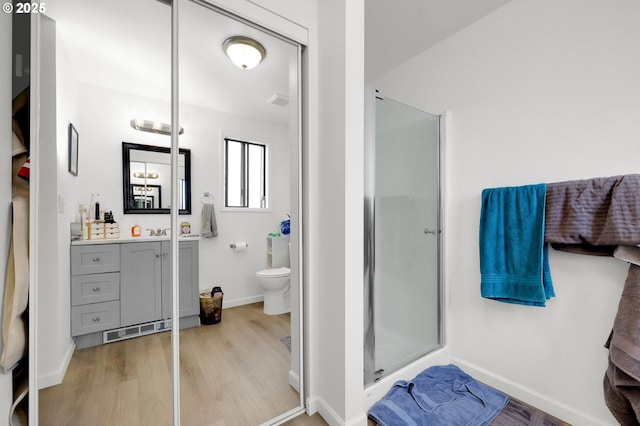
top-left (201, 202), bottom-right (218, 238)
top-left (479, 184), bottom-right (554, 306)
top-left (368, 364), bottom-right (509, 426)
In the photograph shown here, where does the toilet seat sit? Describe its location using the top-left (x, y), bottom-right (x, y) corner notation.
top-left (256, 267), bottom-right (290, 278)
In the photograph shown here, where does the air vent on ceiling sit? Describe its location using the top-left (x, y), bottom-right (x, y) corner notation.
top-left (267, 93), bottom-right (289, 107)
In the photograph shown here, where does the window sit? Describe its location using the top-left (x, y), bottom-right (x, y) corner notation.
top-left (224, 138), bottom-right (267, 208)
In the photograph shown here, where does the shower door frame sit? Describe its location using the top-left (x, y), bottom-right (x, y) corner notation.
top-left (363, 86), bottom-right (445, 387)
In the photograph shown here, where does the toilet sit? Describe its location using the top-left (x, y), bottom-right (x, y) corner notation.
top-left (256, 267), bottom-right (291, 315)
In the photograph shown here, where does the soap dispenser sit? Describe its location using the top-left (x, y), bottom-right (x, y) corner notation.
top-left (131, 223), bottom-right (142, 237)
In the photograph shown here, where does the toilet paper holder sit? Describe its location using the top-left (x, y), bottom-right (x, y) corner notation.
top-left (229, 242), bottom-right (248, 249)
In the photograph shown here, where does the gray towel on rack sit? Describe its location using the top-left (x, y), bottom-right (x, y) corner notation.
top-left (545, 174), bottom-right (640, 254)
top-left (201, 203), bottom-right (218, 238)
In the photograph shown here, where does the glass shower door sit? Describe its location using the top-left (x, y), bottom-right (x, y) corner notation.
top-left (364, 89), bottom-right (441, 385)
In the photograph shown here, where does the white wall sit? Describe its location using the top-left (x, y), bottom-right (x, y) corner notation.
top-left (373, 0), bottom-right (640, 424)
top-left (0, 8), bottom-right (15, 418)
top-left (314, 0), bottom-right (366, 424)
top-left (315, 0), bottom-right (347, 419)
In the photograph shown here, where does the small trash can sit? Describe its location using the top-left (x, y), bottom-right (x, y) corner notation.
top-left (200, 286), bottom-right (223, 325)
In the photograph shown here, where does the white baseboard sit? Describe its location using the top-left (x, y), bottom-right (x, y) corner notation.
top-left (310, 396), bottom-right (369, 426)
top-left (313, 396), bottom-right (343, 426)
top-left (38, 340), bottom-right (75, 389)
top-left (345, 413), bottom-right (369, 426)
top-left (452, 357), bottom-right (610, 426)
top-left (305, 395), bottom-right (319, 415)
top-left (289, 369), bottom-right (300, 392)
top-left (221, 295), bottom-right (263, 309)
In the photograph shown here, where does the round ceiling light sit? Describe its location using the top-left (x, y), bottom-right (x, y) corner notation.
top-left (222, 36), bottom-right (266, 70)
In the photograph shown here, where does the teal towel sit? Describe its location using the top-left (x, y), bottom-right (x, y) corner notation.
top-left (479, 184), bottom-right (554, 306)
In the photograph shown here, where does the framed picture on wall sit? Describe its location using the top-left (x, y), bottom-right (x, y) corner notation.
top-left (68, 123), bottom-right (78, 176)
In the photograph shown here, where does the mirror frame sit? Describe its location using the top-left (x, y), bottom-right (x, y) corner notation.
top-left (122, 142), bottom-right (192, 214)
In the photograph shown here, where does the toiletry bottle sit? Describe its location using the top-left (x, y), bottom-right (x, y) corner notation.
top-left (81, 206), bottom-right (88, 240)
top-left (131, 223), bottom-right (141, 237)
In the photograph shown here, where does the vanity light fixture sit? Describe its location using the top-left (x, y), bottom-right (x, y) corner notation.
top-left (130, 119), bottom-right (184, 136)
top-left (133, 172), bottom-right (159, 179)
top-left (222, 36), bottom-right (266, 70)
top-left (133, 185), bottom-right (155, 192)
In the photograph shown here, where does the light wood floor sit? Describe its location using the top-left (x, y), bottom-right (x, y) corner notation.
top-left (40, 303), bottom-right (320, 425)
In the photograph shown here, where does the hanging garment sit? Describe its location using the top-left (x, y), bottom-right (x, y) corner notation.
top-left (0, 196), bottom-right (29, 372)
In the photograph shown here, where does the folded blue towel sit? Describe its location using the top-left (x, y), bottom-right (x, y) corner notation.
top-left (368, 364), bottom-right (509, 426)
top-left (479, 184), bottom-right (554, 306)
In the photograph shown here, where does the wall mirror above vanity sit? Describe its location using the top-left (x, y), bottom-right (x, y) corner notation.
top-left (122, 142), bottom-right (192, 214)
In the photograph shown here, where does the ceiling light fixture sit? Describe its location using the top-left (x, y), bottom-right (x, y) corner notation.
top-left (130, 119), bottom-right (184, 136)
top-left (222, 36), bottom-right (266, 70)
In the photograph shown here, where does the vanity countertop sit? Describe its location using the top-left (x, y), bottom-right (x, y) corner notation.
top-left (71, 235), bottom-right (200, 245)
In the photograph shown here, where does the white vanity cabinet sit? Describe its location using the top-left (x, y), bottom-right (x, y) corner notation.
top-left (71, 239), bottom-right (199, 348)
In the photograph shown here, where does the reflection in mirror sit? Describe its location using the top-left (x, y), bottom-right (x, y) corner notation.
top-left (122, 142), bottom-right (191, 214)
top-left (178, 1), bottom-right (302, 424)
top-left (36, 0), bottom-right (302, 423)
top-left (132, 184), bottom-right (161, 208)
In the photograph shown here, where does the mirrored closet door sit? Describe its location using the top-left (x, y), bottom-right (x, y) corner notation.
top-left (176, 1), bottom-right (303, 424)
top-left (36, 1), bottom-right (174, 424)
top-left (32, 0), bottom-right (304, 424)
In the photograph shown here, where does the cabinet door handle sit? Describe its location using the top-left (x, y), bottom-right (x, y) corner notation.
top-left (92, 317), bottom-right (100, 322)
top-left (92, 257), bottom-right (101, 262)
top-left (156, 253), bottom-right (161, 258)
top-left (92, 287), bottom-right (100, 293)
top-left (163, 253), bottom-right (168, 258)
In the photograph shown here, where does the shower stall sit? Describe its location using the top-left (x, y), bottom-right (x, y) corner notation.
top-left (364, 87), bottom-right (442, 386)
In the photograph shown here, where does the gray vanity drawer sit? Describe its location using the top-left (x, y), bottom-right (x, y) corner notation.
top-left (71, 301), bottom-right (120, 336)
top-left (71, 245), bottom-right (120, 275)
top-left (71, 273), bottom-right (120, 306)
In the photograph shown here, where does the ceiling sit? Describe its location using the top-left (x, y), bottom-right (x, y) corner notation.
top-left (365, 0), bottom-right (512, 81)
top-left (47, 0), bottom-right (295, 125)
top-left (46, 0), bottom-right (512, 125)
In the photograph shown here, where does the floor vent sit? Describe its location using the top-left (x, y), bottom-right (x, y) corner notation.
top-left (103, 319), bottom-right (172, 344)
